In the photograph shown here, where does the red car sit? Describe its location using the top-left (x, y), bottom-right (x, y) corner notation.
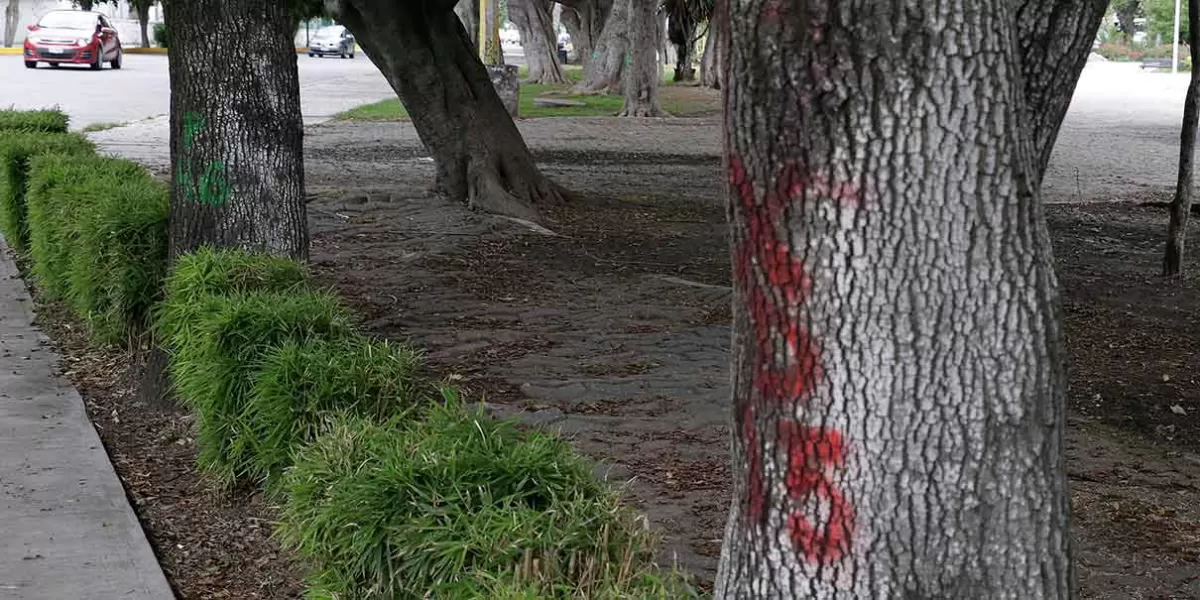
top-left (24, 10), bottom-right (123, 70)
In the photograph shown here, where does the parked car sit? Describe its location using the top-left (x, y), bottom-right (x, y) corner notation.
top-left (23, 10), bottom-right (123, 70)
top-left (308, 26), bottom-right (355, 59)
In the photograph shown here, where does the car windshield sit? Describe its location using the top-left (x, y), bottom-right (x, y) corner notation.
top-left (313, 28), bottom-right (343, 40)
top-left (37, 11), bottom-right (97, 30)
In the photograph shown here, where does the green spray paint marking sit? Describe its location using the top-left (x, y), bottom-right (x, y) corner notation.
top-left (176, 110), bottom-right (230, 207)
top-left (624, 52), bottom-right (632, 66)
top-left (592, 51), bottom-right (602, 60)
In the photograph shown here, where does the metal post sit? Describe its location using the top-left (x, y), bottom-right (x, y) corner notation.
top-left (1174, 0), bottom-right (1183, 73)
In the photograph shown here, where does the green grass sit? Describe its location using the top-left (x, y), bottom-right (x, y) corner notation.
top-left (277, 394), bottom-right (693, 599)
top-left (0, 109), bottom-right (70, 134)
top-left (336, 64), bottom-right (718, 121)
top-left (245, 336), bottom-right (426, 489)
top-left (0, 131), bottom-right (94, 250)
top-left (81, 121), bottom-right (128, 133)
top-left (169, 290), bottom-right (357, 485)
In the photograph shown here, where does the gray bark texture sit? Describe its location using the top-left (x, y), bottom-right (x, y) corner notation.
top-left (455, 0), bottom-right (478, 49)
top-left (3, 0), bottom-right (18, 48)
top-left (668, 10), bottom-right (697, 82)
top-left (714, 0), bottom-right (1104, 596)
top-left (619, 0), bottom-right (661, 116)
top-left (510, 0), bottom-right (567, 84)
top-left (136, 2), bottom-right (151, 48)
top-left (1165, 0), bottom-right (1200, 276)
top-left (328, 0), bottom-right (563, 221)
top-left (165, 0), bottom-right (308, 260)
top-left (570, 0), bottom-right (627, 94)
top-left (699, 0), bottom-right (724, 89)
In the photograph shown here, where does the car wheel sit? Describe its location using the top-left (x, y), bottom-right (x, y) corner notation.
top-left (24, 60), bottom-right (36, 69)
top-left (111, 49), bottom-right (122, 69)
top-left (91, 50), bottom-right (103, 70)
top-left (308, 52), bottom-right (314, 57)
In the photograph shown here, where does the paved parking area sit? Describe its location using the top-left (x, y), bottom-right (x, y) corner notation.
top-left (0, 53), bottom-right (396, 128)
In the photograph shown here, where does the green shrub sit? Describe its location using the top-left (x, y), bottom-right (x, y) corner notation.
top-left (278, 395), bottom-right (687, 599)
top-left (153, 22), bottom-right (169, 48)
top-left (157, 247), bottom-right (310, 349)
top-left (170, 290), bottom-right (356, 484)
top-left (0, 109), bottom-right (70, 134)
top-left (244, 336), bottom-right (425, 488)
top-left (0, 132), bottom-right (94, 250)
top-left (24, 154), bottom-right (134, 296)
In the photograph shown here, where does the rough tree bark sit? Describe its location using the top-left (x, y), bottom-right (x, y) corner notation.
top-left (455, 0), bottom-right (478, 48)
top-left (714, 0), bottom-right (1103, 595)
top-left (3, 0), bottom-right (19, 48)
top-left (510, 0), bottom-right (567, 84)
top-left (559, 0), bottom-right (609, 68)
top-left (328, 0), bottom-right (563, 221)
top-left (619, 0), bottom-right (661, 116)
top-left (1165, 0), bottom-right (1200, 276)
top-left (667, 9), bottom-right (697, 82)
top-left (570, 0), bottom-right (627, 94)
top-left (699, 0), bottom-right (724, 89)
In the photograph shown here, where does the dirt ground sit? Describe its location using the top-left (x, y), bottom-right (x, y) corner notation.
top-left (55, 109), bottom-right (1200, 598)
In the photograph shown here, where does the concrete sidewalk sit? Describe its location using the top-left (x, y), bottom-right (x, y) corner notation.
top-left (0, 240), bottom-right (173, 599)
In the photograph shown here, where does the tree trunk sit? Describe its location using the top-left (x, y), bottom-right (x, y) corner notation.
top-left (699, 0), bottom-right (725, 89)
top-left (668, 12), bottom-right (697, 82)
top-left (619, 0), bottom-right (661, 116)
top-left (137, 3), bottom-right (151, 49)
top-left (715, 0), bottom-right (1092, 595)
top-left (329, 0), bottom-right (564, 221)
top-left (510, 0), bottom-right (567, 84)
top-left (1116, 0), bottom-right (1141, 40)
top-left (559, 0), bottom-right (609, 70)
top-left (455, 0), bottom-right (478, 49)
top-left (1165, 0), bottom-right (1200, 276)
top-left (77, 0), bottom-right (93, 10)
top-left (3, 0), bottom-right (19, 48)
top-left (570, 0), bottom-right (627, 94)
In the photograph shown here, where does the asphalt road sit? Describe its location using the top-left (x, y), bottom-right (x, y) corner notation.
top-left (0, 53), bottom-right (393, 129)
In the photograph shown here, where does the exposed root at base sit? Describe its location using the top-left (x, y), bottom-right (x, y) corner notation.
top-left (466, 165), bottom-right (565, 224)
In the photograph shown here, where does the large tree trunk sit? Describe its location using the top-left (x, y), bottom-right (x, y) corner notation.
top-left (668, 11), bottom-right (697, 82)
top-left (1165, 0), bottom-right (1200, 276)
top-left (570, 0), bottom-right (627, 94)
top-left (559, 0), bottom-right (609, 68)
top-left (1116, 0), bottom-right (1141, 40)
top-left (137, 3), bottom-right (151, 49)
top-left (699, 0), bottom-right (724, 89)
top-left (714, 0), bottom-right (1098, 595)
top-left (619, 0), bottom-right (661, 116)
top-left (330, 0), bottom-right (563, 221)
top-left (3, 0), bottom-right (19, 48)
top-left (510, 0), bottom-right (567, 84)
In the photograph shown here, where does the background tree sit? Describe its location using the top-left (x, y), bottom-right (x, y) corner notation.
top-left (128, 0), bottom-right (153, 48)
top-left (559, 0), bottom-right (609, 66)
top-left (1115, 0), bottom-right (1144, 40)
top-left (326, 0), bottom-right (564, 221)
top-left (664, 0), bottom-right (709, 82)
top-left (1147, 0), bottom-right (1187, 43)
top-left (510, 0), bottom-right (567, 84)
top-left (698, 0), bottom-right (723, 88)
top-left (569, 0), bottom-right (628, 93)
top-left (455, 0), bottom-right (478, 48)
top-left (1165, 0), bottom-right (1200, 276)
top-left (3, 0), bottom-right (19, 48)
top-left (715, 0), bottom-right (1106, 595)
top-left (619, 0), bottom-right (661, 116)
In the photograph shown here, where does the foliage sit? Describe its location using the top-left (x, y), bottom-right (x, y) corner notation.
top-left (25, 154), bottom-right (167, 344)
top-left (153, 21), bottom-right (168, 48)
top-left (157, 246), bottom-right (310, 348)
top-left (1146, 0), bottom-right (1187, 43)
top-left (0, 131), bottom-right (94, 251)
top-left (169, 290), bottom-right (356, 484)
top-left (1095, 41), bottom-right (1181, 61)
top-left (245, 336), bottom-right (426, 488)
top-left (277, 395), bottom-right (691, 599)
top-left (0, 109), bottom-right (70, 134)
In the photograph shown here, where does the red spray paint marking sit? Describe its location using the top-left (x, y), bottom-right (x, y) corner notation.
top-left (729, 154), bottom-right (858, 565)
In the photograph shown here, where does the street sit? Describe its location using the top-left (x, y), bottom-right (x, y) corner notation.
top-left (0, 53), bottom-right (395, 129)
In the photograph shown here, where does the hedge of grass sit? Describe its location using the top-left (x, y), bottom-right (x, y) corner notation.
top-left (0, 131), bottom-right (94, 250)
top-left (0, 108), bottom-right (689, 597)
top-left (277, 397), bottom-right (692, 599)
top-left (245, 336), bottom-right (425, 488)
top-left (168, 290), bottom-right (357, 484)
top-left (25, 154), bottom-right (168, 344)
top-left (0, 109), bottom-right (70, 134)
